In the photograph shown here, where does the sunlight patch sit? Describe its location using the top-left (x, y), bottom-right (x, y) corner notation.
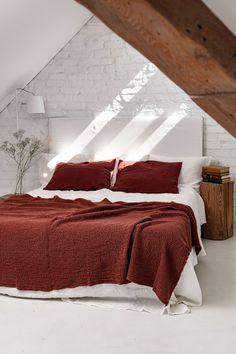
top-left (48, 63), bottom-right (157, 169)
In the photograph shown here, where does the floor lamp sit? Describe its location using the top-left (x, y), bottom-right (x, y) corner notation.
top-left (15, 88), bottom-right (45, 131)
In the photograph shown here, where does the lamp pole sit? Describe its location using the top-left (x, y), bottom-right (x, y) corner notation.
top-left (15, 89), bottom-right (19, 132)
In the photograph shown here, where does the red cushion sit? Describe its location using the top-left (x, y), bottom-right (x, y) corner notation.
top-left (112, 160), bottom-right (182, 194)
top-left (44, 160), bottom-right (116, 191)
top-left (118, 160), bottom-right (136, 170)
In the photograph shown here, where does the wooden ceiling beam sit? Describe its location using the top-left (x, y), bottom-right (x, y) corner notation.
top-left (76, 0), bottom-right (236, 137)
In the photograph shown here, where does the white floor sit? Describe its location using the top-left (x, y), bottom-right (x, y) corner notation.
top-left (0, 236), bottom-right (236, 354)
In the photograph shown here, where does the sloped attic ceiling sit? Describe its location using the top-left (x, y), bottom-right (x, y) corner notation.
top-left (76, 0), bottom-right (236, 137)
top-left (0, 0), bottom-right (92, 112)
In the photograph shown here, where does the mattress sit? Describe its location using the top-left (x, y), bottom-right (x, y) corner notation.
top-left (0, 186), bottom-right (206, 314)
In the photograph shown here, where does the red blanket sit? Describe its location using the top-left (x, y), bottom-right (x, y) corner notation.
top-left (0, 195), bottom-right (201, 305)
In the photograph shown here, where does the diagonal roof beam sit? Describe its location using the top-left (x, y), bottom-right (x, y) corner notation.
top-left (75, 0), bottom-right (236, 137)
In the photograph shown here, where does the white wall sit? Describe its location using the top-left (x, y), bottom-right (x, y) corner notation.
top-left (0, 0), bottom-right (91, 112)
top-left (0, 17), bottom-right (235, 219)
top-left (203, 116), bottom-right (236, 223)
top-left (203, 0), bottom-right (236, 35)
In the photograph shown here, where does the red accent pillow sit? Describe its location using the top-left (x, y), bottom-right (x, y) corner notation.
top-left (112, 160), bottom-right (182, 194)
top-left (118, 160), bottom-right (136, 170)
top-left (44, 160), bottom-right (116, 191)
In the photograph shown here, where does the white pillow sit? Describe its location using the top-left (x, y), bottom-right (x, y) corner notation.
top-left (149, 154), bottom-right (213, 189)
top-left (110, 158), bottom-right (120, 187)
top-left (38, 153), bottom-right (55, 186)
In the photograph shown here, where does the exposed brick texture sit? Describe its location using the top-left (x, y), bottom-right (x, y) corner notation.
top-left (0, 17), bottom-right (235, 219)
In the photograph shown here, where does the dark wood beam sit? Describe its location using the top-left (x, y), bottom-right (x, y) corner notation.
top-left (75, 0), bottom-right (236, 137)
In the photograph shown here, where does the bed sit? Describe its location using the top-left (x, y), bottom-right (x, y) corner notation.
top-left (0, 183), bottom-right (206, 315)
top-left (0, 116), bottom-right (209, 314)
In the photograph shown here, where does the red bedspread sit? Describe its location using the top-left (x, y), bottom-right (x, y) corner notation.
top-left (0, 195), bottom-right (201, 305)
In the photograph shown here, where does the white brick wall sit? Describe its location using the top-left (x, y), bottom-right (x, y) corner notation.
top-left (203, 117), bottom-right (236, 215)
top-left (0, 16), bottom-right (235, 222)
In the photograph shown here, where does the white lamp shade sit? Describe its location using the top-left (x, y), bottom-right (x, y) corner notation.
top-left (27, 95), bottom-right (45, 114)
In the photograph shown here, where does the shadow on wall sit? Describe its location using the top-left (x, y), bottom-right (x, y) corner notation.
top-left (48, 63), bottom-right (157, 167)
top-left (48, 64), bottom-right (190, 167)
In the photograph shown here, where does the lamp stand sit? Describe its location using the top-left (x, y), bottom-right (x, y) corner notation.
top-left (15, 89), bottom-right (20, 132)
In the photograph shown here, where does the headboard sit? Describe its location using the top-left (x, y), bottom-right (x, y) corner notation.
top-left (49, 114), bottom-right (203, 160)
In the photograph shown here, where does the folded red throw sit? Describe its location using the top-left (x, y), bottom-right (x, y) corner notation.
top-left (0, 195), bottom-right (201, 305)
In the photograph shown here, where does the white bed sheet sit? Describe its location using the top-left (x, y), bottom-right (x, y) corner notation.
top-left (0, 186), bottom-right (206, 314)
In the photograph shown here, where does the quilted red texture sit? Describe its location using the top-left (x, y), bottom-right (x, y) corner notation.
top-left (0, 195), bottom-right (200, 305)
top-left (113, 160), bottom-right (182, 194)
top-left (44, 160), bottom-right (116, 191)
